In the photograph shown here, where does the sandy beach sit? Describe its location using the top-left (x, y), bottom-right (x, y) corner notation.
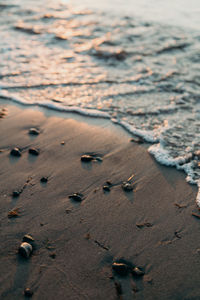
top-left (0, 102), bottom-right (199, 299)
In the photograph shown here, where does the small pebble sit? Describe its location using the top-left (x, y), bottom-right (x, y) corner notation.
top-left (10, 147), bottom-right (21, 157)
top-left (69, 193), bottom-right (83, 202)
top-left (122, 182), bottom-right (134, 192)
top-left (49, 252), bottom-right (56, 259)
top-left (40, 177), bottom-right (48, 183)
top-left (29, 148), bottom-right (39, 156)
top-left (112, 262), bottom-right (129, 276)
top-left (103, 185), bottom-right (110, 192)
top-left (81, 154), bottom-right (93, 162)
top-left (24, 288), bottom-right (33, 297)
top-left (61, 141), bottom-right (65, 145)
top-left (12, 190), bottom-right (21, 198)
top-left (29, 128), bottom-right (40, 135)
top-left (132, 267), bottom-right (145, 276)
top-left (23, 234), bottom-right (34, 244)
top-left (18, 242), bottom-right (32, 258)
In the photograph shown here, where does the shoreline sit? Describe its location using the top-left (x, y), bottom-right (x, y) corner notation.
top-left (0, 102), bottom-right (200, 299)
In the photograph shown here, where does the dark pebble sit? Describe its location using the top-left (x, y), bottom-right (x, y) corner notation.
top-left (132, 267), bottom-right (145, 276)
top-left (103, 185), bottom-right (110, 192)
top-left (49, 252), bottom-right (56, 259)
top-left (122, 182), bottom-right (134, 192)
top-left (69, 193), bottom-right (83, 202)
top-left (40, 177), bottom-right (48, 183)
top-left (23, 234), bottom-right (34, 244)
top-left (130, 137), bottom-right (144, 144)
top-left (12, 190), bottom-right (21, 197)
top-left (10, 147), bottom-right (21, 157)
top-left (29, 128), bottom-right (40, 135)
top-left (81, 154), bottom-right (93, 162)
top-left (29, 148), bottom-right (39, 156)
top-left (112, 262), bottom-right (129, 276)
top-left (24, 288), bottom-right (33, 297)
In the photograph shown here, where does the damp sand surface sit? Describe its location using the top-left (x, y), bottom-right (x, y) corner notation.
top-left (0, 103), bottom-right (199, 300)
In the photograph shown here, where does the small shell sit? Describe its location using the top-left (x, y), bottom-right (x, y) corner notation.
top-left (18, 242), bottom-right (32, 258)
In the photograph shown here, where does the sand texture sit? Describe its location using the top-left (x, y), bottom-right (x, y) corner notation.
top-left (0, 103), bottom-right (199, 300)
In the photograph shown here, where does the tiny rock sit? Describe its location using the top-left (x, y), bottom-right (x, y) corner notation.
top-left (81, 154), bottom-right (93, 162)
top-left (69, 193), bottom-right (83, 202)
top-left (29, 148), bottom-right (39, 156)
top-left (103, 185), bottom-right (110, 192)
top-left (23, 234), bottom-right (34, 244)
top-left (24, 288), bottom-right (33, 297)
top-left (18, 242), bottom-right (32, 258)
top-left (29, 128), bottom-right (40, 135)
top-left (10, 147), bottom-right (21, 157)
top-left (112, 262), bottom-right (129, 276)
top-left (12, 190), bottom-right (21, 197)
top-left (40, 177), bottom-right (48, 183)
top-left (132, 267), bottom-right (145, 276)
top-left (122, 182), bottom-right (134, 192)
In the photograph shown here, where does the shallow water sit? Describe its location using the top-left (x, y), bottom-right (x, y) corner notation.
top-left (0, 0), bottom-right (200, 202)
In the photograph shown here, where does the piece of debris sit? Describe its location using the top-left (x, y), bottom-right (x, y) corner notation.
top-left (112, 262), bottom-right (129, 276)
top-left (174, 203), bottom-right (187, 209)
top-left (18, 242), bottom-right (32, 258)
top-left (28, 148), bottom-right (39, 156)
top-left (192, 212), bottom-right (200, 219)
top-left (24, 288), bottom-right (33, 297)
top-left (8, 208), bottom-right (20, 218)
top-left (29, 128), bottom-right (40, 135)
top-left (10, 147), bottom-right (21, 157)
top-left (61, 141), bottom-right (65, 145)
top-left (132, 267), bottom-right (145, 276)
top-left (85, 233), bottom-right (91, 240)
top-left (69, 193), bottom-right (83, 202)
top-left (136, 222), bottom-right (153, 229)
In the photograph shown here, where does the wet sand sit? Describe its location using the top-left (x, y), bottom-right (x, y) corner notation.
top-left (0, 103), bottom-right (200, 300)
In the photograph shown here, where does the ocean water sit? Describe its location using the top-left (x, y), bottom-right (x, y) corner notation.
top-left (0, 0), bottom-right (200, 203)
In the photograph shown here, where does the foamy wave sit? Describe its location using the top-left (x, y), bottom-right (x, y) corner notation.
top-left (0, 90), bottom-right (110, 118)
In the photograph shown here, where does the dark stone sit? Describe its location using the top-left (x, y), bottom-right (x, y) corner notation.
top-left (12, 190), bottom-right (21, 197)
top-left (81, 155), bottom-right (93, 162)
top-left (122, 182), bottom-right (134, 192)
top-left (103, 185), bottom-right (110, 192)
top-left (132, 267), bottom-right (145, 276)
top-left (112, 262), bottom-right (129, 276)
top-left (10, 147), bottom-right (21, 157)
top-left (40, 177), bottom-right (48, 183)
top-left (69, 193), bottom-right (83, 202)
top-left (24, 288), bottom-right (33, 297)
top-left (29, 128), bottom-right (40, 135)
top-left (23, 234), bottom-right (34, 244)
top-left (29, 148), bottom-right (39, 156)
